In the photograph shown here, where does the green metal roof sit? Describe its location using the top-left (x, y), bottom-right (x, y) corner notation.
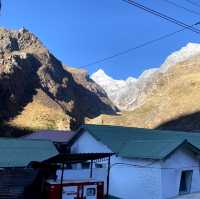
top-left (83, 125), bottom-right (200, 159)
top-left (0, 138), bottom-right (58, 167)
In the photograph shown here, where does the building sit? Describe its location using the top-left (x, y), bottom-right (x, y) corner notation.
top-left (23, 130), bottom-right (78, 153)
top-left (23, 130), bottom-right (115, 198)
top-left (71, 124), bottom-right (200, 199)
top-left (0, 138), bottom-right (58, 199)
top-left (0, 138), bottom-right (58, 167)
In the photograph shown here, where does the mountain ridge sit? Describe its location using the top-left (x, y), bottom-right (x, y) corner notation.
top-left (89, 43), bottom-right (200, 131)
top-left (0, 28), bottom-right (117, 134)
top-left (91, 42), bottom-right (200, 111)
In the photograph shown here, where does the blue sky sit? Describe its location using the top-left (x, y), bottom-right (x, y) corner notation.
top-left (1, 0), bottom-right (200, 79)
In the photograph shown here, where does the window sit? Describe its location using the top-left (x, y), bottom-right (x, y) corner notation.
top-left (179, 170), bottom-right (193, 194)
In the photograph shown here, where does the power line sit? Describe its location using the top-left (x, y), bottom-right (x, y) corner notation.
top-left (80, 22), bottom-right (200, 67)
top-left (80, 0), bottom-right (200, 67)
top-left (162, 0), bottom-right (200, 16)
top-left (121, 0), bottom-right (200, 34)
top-left (184, 0), bottom-right (200, 8)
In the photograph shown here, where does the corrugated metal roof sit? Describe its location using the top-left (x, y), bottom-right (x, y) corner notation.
top-left (43, 153), bottom-right (114, 164)
top-left (83, 125), bottom-right (200, 159)
top-left (0, 138), bottom-right (58, 167)
top-left (23, 130), bottom-right (77, 143)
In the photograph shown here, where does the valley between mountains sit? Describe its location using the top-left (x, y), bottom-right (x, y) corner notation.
top-left (0, 28), bottom-right (200, 134)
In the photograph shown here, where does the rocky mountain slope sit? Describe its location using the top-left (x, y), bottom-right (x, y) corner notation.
top-left (89, 43), bottom-right (200, 131)
top-left (92, 43), bottom-right (200, 111)
top-left (0, 28), bottom-right (117, 133)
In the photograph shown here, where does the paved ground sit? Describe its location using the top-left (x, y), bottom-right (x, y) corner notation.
top-left (171, 193), bottom-right (200, 199)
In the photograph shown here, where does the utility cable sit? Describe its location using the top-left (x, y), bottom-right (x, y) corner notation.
top-left (162, 0), bottom-right (200, 16)
top-left (121, 0), bottom-right (200, 34)
top-left (184, 0), bottom-right (200, 8)
top-left (80, 21), bottom-right (200, 67)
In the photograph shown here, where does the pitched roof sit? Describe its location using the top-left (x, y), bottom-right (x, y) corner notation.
top-left (0, 138), bottom-right (58, 167)
top-left (82, 125), bottom-right (200, 159)
top-left (23, 130), bottom-right (77, 143)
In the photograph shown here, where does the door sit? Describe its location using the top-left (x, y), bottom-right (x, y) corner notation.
top-left (83, 185), bottom-right (97, 199)
top-left (179, 170), bottom-right (193, 195)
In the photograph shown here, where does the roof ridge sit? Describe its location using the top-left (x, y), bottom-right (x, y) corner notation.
top-left (19, 138), bottom-right (54, 143)
top-left (0, 137), bottom-right (52, 143)
top-left (126, 140), bottom-right (184, 143)
top-left (84, 124), bottom-right (200, 135)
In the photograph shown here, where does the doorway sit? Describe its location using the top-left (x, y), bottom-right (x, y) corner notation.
top-left (179, 170), bottom-right (193, 195)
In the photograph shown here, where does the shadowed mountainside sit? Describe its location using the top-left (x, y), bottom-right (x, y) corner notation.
top-left (0, 122), bottom-right (33, 137)
top-left (156, 112), bottom-right (200, 132)
top-left (0, 28), bottom-right (117, 133)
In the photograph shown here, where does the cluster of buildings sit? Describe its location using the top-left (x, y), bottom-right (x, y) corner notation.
top-left (1, 125), bottom-right (200, 199)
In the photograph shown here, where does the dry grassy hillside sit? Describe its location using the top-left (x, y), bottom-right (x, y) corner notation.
top-left (88, 55), bottom-right (200, 131)
top-left (9, 89), bottom-right (70, 130)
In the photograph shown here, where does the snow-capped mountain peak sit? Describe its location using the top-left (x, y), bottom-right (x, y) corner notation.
top-left (160, 42), bottom-right (200, 72)
top-left (91, 43), bottom-right (200, 110)
top-left (91, 69), bottom-right (138, 110)
top-left (92, 69), bottom-right (110, 79)
top-left (91, 69), bottom-right (113, 84)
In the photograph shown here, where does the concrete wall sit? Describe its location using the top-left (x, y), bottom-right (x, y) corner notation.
top-left (109, 156), bottom-right (162, 199)
top-left (71, 131), bottom-right (111, 154)
top-left (161, 147), bottom-right (200, 199)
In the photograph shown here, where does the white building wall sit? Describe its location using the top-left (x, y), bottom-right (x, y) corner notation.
top-left (71, 131), bottom-right (112, 154)
top-left (72, 131), bottom-right (162, 199)
top-left (161, 147), bottom-right (200, 199)
top-left (72, 131), bottom-right (200, 199)
top-left (109, 156), bottom-right (162, 199)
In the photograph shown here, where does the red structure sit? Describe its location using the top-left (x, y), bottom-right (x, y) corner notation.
top-left (45, 180), bottom-right (104, 199)
top-left (32, 153), bottom-right (115, 199)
